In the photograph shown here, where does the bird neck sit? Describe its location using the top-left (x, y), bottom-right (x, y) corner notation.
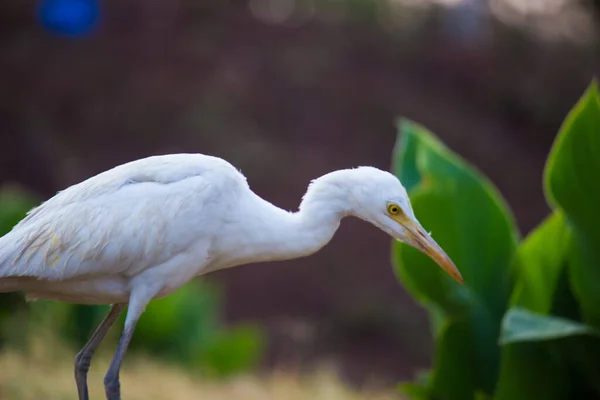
top-left (215, 189), bottom-right (347, 269)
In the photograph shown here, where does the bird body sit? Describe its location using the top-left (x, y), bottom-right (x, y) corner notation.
top-left (0, 153), bottom-right (462, 400)
top-left (0, 154), bottom-right (238, 303)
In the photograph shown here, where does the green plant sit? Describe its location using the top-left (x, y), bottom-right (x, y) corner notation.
top-left (391, 81), bottom-right (600, 399)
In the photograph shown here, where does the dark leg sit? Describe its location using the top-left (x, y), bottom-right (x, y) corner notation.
top-left (75, 303), bottom-right (126, 400)
top-left (104, 289), bottom-right (154, 400)
top-left (103, 323), bottom-right (138, 400)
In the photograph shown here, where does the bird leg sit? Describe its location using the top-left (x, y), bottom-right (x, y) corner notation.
top-left (103, 324), bottom-right (137, 400)
top-left (75, 303), bottom-right (126, 400)
top-left (104, 288), bottom-right (155, 400)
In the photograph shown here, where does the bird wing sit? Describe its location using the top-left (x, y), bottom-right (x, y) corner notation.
top-left (0, 154), bottom-right (245, 281)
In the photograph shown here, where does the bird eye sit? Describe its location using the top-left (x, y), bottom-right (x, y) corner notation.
top-left (387, 203), bottom-right (401, 215)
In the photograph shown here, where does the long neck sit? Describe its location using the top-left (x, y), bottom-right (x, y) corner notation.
top-left (214, 188), bottom-right (347, 269)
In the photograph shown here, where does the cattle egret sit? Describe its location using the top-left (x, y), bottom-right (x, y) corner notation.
top-left (0, 153), bottom-right (462, 400)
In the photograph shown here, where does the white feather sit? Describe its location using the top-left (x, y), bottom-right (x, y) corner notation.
top-left (0, 153), bottom-right (424, 304)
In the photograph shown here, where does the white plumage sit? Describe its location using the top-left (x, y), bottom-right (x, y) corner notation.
top-left (0, 154), bottom-right (240, 303)
top-left (0, 153), bottom-right (462, 400)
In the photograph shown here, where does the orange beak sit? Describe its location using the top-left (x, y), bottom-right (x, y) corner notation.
top-left (393, 217), bottom-right (463, 284)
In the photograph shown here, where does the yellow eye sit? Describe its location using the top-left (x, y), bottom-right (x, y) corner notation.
top-left (387, 203), bottom-right (401, 215)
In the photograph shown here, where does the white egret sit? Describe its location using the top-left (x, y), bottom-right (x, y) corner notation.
top-left (0, 153), bottom-right (462, 400)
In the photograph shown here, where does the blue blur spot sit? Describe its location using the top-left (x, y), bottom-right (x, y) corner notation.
top-left (38, 0), bottom-right (100, 37)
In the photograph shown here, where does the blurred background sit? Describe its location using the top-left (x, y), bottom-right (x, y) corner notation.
top-left (0, 0), bottom-right (598, 398)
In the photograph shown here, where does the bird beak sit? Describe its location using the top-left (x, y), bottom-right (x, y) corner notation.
top-left (392, 216), bottom-right (464, 285)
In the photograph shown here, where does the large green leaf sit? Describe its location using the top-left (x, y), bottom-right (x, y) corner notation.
top-left (544, 81), bottom-right (600, 326)
top-left (392, 125), bottom-right (421, 192)
top-left (509, 210), bottom-right (571, 313)
top-left (494, 212), bottom-right (578, 400)
top-left (398, 318), bottom-right (481, 400)
top-left (427, 318), bottom-right (481, 400)
top-left (392, 119), bottom-right (519, 398)
top-left (495, 309), bottom-right (600, 398)
top-left (392, 119), bottom-right (519, 316)
top-left (493, 343), bottom-right (568, 400)
top-left (500, 308), bottom-right (598, 344)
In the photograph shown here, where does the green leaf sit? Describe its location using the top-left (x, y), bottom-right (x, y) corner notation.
top-left (475, 392), bottom-right (494, 400)
top-left (392, 119), bottom-right (519, 317)
top-left (509, 210), bottom-right (571, 313)
top-left (427, 318), bottom-right (481, 400)
top-left (391, 119), bottom-right (519, 398)
top-left (494, 213), bottom-right (575, 400)
top-left (392, 124), bottom-right (421, 192)
top-left (544, 81), bottom-right (600, 326)
top-left (500, 308), bottom-right (598, 345)
top-left (495, 307), bottom-right (599, 399)
top-left (560, 336), bottom-right (600, 397)
top-left (494, 343), bottom-right (568, 400)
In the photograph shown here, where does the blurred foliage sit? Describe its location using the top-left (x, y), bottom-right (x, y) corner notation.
top-left (0, 187), bottom-right (39, 232)
top-left (392, 81), bottom-right (600, 399)
top-left (0, 188), bottom-right (265, 378)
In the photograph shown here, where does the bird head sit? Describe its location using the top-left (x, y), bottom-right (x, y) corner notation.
top-left (327, 166), bottom-right (464, 284)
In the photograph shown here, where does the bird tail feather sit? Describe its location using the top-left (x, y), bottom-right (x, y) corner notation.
top-left (0, 232), bottom-right (20, 280)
